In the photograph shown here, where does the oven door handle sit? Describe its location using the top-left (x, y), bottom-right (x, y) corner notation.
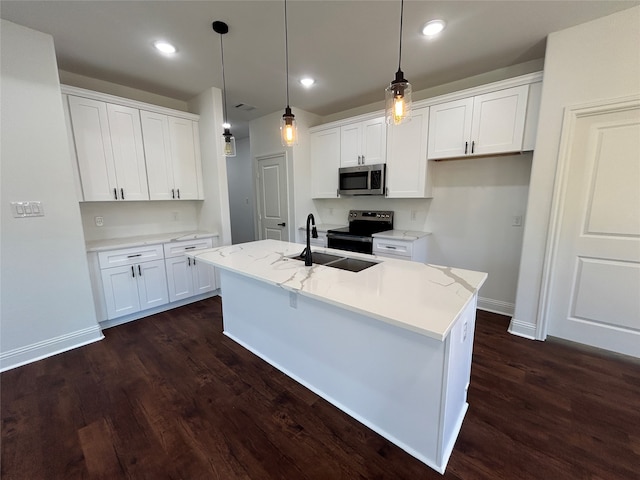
top-left (327, 233), bottom-right (373, 243)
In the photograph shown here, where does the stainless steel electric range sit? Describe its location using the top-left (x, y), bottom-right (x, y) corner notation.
top-left (326, 210), bottom-right (393, 255)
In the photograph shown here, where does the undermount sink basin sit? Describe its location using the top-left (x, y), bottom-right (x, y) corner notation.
top-left (287, 251), bottom-right (378, 272)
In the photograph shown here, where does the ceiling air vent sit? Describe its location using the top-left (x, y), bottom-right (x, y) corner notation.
top-left (235, 103), bottom-right (256, 112)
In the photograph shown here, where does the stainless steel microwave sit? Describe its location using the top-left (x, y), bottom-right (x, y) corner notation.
top-left (338, 164), bottom-right (386, 196)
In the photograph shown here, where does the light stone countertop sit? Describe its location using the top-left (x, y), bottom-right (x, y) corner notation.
top-left (86, 231), bottom-right (219, 252)
top-left (372, 230), bottom-right (432, 240)
top-left (192, 239), bottom-right (487, 341)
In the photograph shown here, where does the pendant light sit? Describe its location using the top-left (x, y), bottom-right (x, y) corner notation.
top-left (280, 0), bottom-right (297, 147)
top-left (212, 20), bottom-right (236, 157)
top-left (385, 0), bottom-right (412, 126)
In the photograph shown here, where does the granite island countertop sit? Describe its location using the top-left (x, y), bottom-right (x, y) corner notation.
top-left (192, 239), bottom-right (486, 341)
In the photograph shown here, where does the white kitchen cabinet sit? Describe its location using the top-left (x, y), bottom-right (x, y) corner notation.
top-left (427, 85), bottom-right (529, 160)
top-left (68, 96), bottom-right (149, 201)
top-left (164, 238), bottom-right (217, 302)
top-left (99, 244), bottom-right (168, 320)
top-left (141, 111), bottom-right (203, 200)
top-left (373, 234), bottom-right (429, 263)
top-left (385, 106), bottom-right (433, 198)
top-left (340, 116), bottom-right (386, 167)
top-left (310, 127), bottom-right (341, 198)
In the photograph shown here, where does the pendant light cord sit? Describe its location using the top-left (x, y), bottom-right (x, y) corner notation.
top-left (284, 0), bottom-right (290, 107)
top-left (398, 0), bottom-right (404, 71)
top-left (219, 34), bottom-right (229, 125)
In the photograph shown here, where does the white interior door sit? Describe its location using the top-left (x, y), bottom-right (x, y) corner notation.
top-left (257, 153), bottom-right (289, 241)
top-left (543, 98), bottom-right (640, 357)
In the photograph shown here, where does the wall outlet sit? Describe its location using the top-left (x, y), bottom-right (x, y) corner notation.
top-left (94, 216), bottom-right (104, 227)
top-left (462, 320), bottom-right (468, 341)
top-left (172, 211), bottom-right (179, 221)
top-left (411, 210), bottom-right (417, 221)
top-left (512, 215), bottom-right (523, 227)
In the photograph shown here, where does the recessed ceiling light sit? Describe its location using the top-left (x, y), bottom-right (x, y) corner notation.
top-left (300, 77), bottom-right (315, 88)
top-left (421, 19), bottom-right (446, 37)
top-left (153, 41), bottom-right (177, 54)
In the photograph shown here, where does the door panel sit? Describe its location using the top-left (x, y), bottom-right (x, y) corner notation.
top-left (427, 98), bottom-right (473, 159)
top-left (257, 154), bottom-right (288, 242)
top-left (141, 111), bottom-right (174, 200)
top-left (165, 257), bottom-right (193, 302)
top-left (101, 265), bottom-right (140, 319)
top-left (168, 117), bottom-right (200, 200)
top-left (546, 100), bottom-right (640, 357)
top-left (137, 260), bottom-right (169, 309)
top-left (106, 104), bottom-right (149, 200)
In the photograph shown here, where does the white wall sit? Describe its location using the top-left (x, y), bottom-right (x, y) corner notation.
top-left (511, 6), bottom-right (640, 339)
top-left (249, 108), bottom-right (321, 241)
top-left (226, 138), bottom-right (257, 244)
top-left (0, 20), bottom-right (103, 371)
top-left (188, 87), bottom-right (232, 246)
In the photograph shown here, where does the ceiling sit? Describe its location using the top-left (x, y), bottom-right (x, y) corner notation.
top-left (2, 1), bottom-right (638, 139)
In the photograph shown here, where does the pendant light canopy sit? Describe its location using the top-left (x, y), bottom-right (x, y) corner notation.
top-left (213, 20), bottom-right (236, 157)
top-left (385, 0), bottom-right (412, 126)
top-left (281, 0), bottom-right (298, 147)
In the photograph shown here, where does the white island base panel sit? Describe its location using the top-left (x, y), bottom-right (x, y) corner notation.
top-left (220, 269), bottom-right (477, 474)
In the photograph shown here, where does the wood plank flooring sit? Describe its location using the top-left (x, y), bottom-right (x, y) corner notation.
top-left (2, 296), bottom-right (639, 479)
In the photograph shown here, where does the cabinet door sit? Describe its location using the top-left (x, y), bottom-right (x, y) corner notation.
top-left (310, 127), bottom-right (341, 198)
top-left (136, 259), bottom-right (169, 310)
top-left (101, 265), bottom-right (141, 319)
top-left (386, 107), bottom-right (432, 198)
top-left (427, 98), bottom-right (473, 160)
top-left (106, 104), bottom-right (149, 201)
top-left (168, 117), bottom-right (201, 200)
top-left (192, 258), bottom-right (217, 295)
top-left (471, 85), bottom-right (528, 156)
top-left (340, 122), bottom-right (361, 167)
top-left (141, 111), bottom-right (175, 200)
top-left (361, 117), bottom-right (386, 164)
top-left (165, 256), bottom-right (193, 302)
top-left (68, 96), bottom-right (118, 201)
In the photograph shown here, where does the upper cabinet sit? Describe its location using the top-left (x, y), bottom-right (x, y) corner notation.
top-left (68, 96), bottom-right (149, 201)
top-left (386, 106), bottom-right (432, 198)
top-left (310, 127), bottom-right (341, 198)
top-left (63, 85), bottom-right (202, 202)
top-left (340, 116), bottom-right (386, 167)
top-left (141, 112), bottom-right (203, 200)
top-left (427, 85), bottom-right (529, 160)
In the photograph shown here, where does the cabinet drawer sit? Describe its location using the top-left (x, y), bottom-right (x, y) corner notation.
top-left (163, 237), bottom-right (214, 258)
top-left (98, 244), bottom-right (164, 269)
top-left (372, 238), bottom-right (413, 258)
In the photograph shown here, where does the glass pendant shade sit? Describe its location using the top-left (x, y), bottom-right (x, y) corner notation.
top-left (222, 128), bottom-right (236, 157)
top-left (385, 69), bottom-right (412, 125)
top-left (281, 106), bottom-right (298, 146)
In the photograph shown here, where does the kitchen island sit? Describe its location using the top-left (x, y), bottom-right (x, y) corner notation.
top-left (192, 239), bottom-right (487, 474)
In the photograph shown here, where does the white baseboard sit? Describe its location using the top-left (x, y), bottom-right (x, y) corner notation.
top-left (477, 297), bottom-right (514, 316)
top-left (508, 318), bottom-right (538, 340)
top-left (0, 325), bottom-right (104, 373)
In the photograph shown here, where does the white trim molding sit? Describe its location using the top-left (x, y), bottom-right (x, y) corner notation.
top-left (0, 325), bottom-right (104, 372)
top-left (477, 297), bottom-right (515, 317)
top-left (508, 318), bottom-right (538, 340)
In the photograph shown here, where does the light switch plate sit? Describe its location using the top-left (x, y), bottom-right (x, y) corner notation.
top-left (11, 201), bottom-right (44, 218)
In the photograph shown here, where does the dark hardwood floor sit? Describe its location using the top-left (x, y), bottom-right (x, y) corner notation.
top-left (2, 296), bottom-right (639, 479)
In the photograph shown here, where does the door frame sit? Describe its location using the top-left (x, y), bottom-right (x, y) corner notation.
top-left (536, 94), bottom-right (640, 340)
top-left (254, 151), bottom-right (292, 242)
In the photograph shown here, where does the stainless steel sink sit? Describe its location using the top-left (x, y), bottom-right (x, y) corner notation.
top-left (287, 252), bottom-right (378, 272)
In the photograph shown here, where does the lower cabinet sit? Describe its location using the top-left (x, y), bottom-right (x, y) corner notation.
top-left (164, 238), bottom-right (217, 303)
top-left (94, 236), bottom-right (218, 323)
top-left (100, 257), bottom-right (169, 320)
top-left (372, 235), bottom-right (429, 263)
